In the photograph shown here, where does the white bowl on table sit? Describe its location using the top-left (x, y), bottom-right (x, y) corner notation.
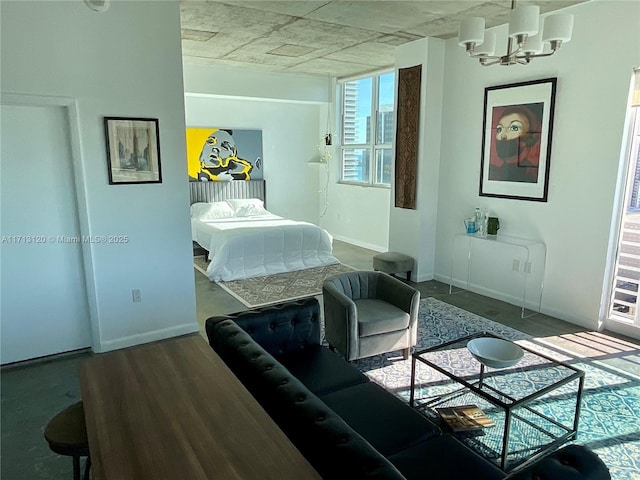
top-left (467, 337), bottom-right (524, 369)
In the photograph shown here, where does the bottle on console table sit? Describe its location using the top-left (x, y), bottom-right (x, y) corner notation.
top-left (474, 208), bottom-right (488, 237)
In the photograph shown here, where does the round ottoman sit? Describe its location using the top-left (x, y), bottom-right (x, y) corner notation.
top-left (373, 252), bottom-right (414, 281)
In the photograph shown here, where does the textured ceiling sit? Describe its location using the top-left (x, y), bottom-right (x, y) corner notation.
top-left (180, 0), bottom-right (585, 78)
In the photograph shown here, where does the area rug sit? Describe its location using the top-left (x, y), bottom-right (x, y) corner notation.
top-left (201, 261), bottom-right (355, 308)
top-left (353, 298), bottom-right (640, 480)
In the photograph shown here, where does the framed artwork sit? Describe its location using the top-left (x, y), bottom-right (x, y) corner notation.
top-left (479, 78), bottom-right (557, 202)
top-left (104, 117), bottom-right (162, 184)
top-left (185, 127), bottom-right (263, 182)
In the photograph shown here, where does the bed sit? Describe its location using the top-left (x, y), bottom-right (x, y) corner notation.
top-left (190, 181), bottom-right (339, 282)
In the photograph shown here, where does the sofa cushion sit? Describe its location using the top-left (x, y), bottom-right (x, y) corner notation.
top-left (355, 299), bottom-right (410, 337)
top-left (506, 444), bottom-right (611, 480)
top-left (278, 345), bottom-right (369, 395)
top-left (387, 434), bottom-right (505, 480)
top-left (320, 382), bottom-right (441, 456)
top-left (266, 374), bottom-right (407, 480)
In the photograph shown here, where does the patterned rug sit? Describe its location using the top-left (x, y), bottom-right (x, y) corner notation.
top-left (194, 256), bottom-right (355, 307)
top-left (353, 298), bottom-right (640, 480)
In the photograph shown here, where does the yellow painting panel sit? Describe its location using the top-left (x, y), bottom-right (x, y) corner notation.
top-left (186, 127), bottom-right (219, 181)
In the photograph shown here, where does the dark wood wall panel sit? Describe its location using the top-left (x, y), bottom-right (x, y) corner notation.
top-left (395, 65), bottom-right (422, 210)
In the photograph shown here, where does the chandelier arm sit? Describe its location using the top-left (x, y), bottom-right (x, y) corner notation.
top-left (518, 51), bottom-right (555, 60)
top-left (479, 57), bottom-right (503, 67)
top-left (468, 52), bottom-right (502, 60)
top-left (506, 44), bottom-right (525, 59)
top-left (518, 43), bottom-right (563, 60)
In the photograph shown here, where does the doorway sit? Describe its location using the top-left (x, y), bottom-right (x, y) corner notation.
top-left (1, 101), bottom-right (91, 364)
top-left (607, 69), bottom-right (640, 331)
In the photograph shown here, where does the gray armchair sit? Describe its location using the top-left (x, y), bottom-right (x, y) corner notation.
top-left (322, 270), bottom-right (420, 361)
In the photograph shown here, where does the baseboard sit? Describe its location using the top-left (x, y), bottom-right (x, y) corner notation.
top-left (415, 272), bottom-right (434, 283)
top-left (433, 273), bottom-right (601, 331)
top-left (95, 322), bottom-right (200, 353)
top-left (433, 273), bottom-right (537, 311)
top-left (602, 319), bottom-right (640, 341)
top-left (332, 234), bottom-right (386, 253)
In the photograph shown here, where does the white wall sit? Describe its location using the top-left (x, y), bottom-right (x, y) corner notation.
top-left (318, 88), bottom-right (391, 252)
top-left (184, 94), bottom-right (322, 222)
top-left (183, 64), bottom-right (330, 104)
top-left (320, 182), bottom-right (390, 252)
top-left (183, 65), bottom-right (393, 250)
top-left (1, 1), bottom-right (198, 353)
top-left (389, 38), bottom-right (445, 281)
top-left (434, 0), bottom-right (640, 329)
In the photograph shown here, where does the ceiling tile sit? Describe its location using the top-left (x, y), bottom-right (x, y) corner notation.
top-left (284, 57), bottom-right (376, 77)
top-left (323, 41), bottom-right (396, 68)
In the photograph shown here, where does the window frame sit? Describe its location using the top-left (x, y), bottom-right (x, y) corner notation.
top-left (338, 70), bottom-right (395, 187)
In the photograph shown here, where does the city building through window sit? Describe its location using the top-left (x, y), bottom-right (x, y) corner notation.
top-left (339, 72), bottom-right (395, 186)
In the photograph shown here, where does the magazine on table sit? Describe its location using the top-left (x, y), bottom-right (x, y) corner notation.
top-left (436, 404), bottom-right (495, 432)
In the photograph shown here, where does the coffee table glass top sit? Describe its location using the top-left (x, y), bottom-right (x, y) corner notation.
top-left (410, 332), bottom-right (585, 472)
top-left (412, 332), bottom-right (582, 407)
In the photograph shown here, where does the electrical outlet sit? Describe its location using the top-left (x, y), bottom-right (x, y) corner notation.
top-left (132, 289), bottom-right (142, 303)
top-left (512, 259), bottom-right (520, 271)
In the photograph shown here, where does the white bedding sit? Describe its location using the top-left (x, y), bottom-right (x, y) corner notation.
top-left (192, 212), bottom-right (339, 281)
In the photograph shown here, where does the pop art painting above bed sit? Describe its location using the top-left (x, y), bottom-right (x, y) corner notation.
top-left (186, 128), bottom-right (263, 182)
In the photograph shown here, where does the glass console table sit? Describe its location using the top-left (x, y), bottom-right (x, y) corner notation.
top-left (449, 234), bottom-right (546, 318)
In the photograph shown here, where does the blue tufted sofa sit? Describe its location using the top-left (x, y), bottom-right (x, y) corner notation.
top-left (205, 297), bottom-right (610, 480)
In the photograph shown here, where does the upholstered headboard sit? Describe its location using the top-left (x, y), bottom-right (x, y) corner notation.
top-left (189, 180), bottom-right (266, 207)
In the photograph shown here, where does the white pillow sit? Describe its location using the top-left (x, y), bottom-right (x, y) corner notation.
top-left (190, 202), bottom-right (213, 218)
top-left (190, 201), bottom-right (235, 220)
top-left (226, 198), bottom-right (264, 211)
top-left (234, 203), bottom-right (269, 217)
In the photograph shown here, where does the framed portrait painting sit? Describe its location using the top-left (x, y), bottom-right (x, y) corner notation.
top-left (104, 117), bottom-right (162, 184)
top-left (479, 78), bottom-right (557, 202)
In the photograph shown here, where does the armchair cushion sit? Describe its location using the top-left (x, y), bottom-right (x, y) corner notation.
top-left (356, 299), bottom-right (411, 337)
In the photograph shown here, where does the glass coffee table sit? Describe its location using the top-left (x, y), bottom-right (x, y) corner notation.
top-left (409, 332), bottom-right (585, 473)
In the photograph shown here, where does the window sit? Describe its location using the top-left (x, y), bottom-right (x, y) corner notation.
top-left (339, 72), bottom-right (395, 186)
top-left (608, 69), bottom-right (640, 326)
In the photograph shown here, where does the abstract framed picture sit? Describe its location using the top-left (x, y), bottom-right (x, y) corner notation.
top-left (479, 77), bottom-right (557, 202)
top-left (104, 117), bottom-right (162, 184)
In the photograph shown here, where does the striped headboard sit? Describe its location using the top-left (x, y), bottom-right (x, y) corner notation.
top-left (189, 180), bottom-right (266, 206)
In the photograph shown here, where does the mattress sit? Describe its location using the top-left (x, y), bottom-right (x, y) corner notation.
top-left (192, 213), bottom-right (339, 281)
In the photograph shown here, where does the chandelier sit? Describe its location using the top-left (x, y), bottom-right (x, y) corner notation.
top-left (458, 0), bottom-right (574, 66)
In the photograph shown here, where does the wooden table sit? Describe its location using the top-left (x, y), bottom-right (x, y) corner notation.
top-left (79, 335), bottom-right (321, 480)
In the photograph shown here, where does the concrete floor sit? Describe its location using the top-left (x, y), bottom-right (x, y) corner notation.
top-left (0, 239), bottom-right (632, 480)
